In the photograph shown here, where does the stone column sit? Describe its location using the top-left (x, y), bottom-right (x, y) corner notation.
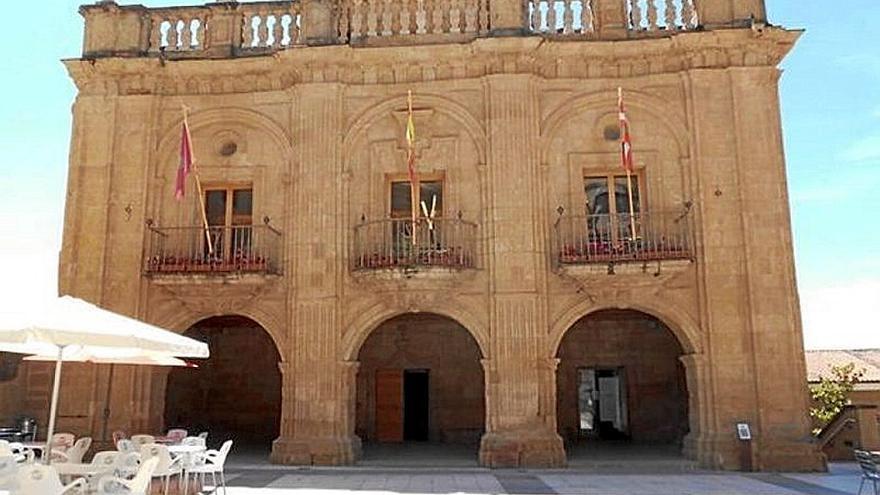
top-left (270, 82), bottom-right (359, 465)
top-left (727, 66), bottom-right (823, 471)
top-left (478, 74), bottom-right (565, 468)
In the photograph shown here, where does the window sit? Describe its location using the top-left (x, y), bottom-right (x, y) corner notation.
top-left (203, 186), bottom-right (253, 259)
top-left (584, 174), bottom-right (641, 241)
top-left (584, 174), bottom-right (640, 216)
top-left (390, 180), bottom-right (443, 219)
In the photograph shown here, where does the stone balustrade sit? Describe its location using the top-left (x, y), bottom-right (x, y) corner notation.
top-left (241, 3), bottom-right (304, 50)
top-left (77, 0), bottom-right (763, 57)
top-left (626, 0), bottom-right (698, 31)
top-left (338, 0), bottom-right (490, 42)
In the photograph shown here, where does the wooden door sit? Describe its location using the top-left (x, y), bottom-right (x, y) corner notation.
top-left (375, 369), bottom-right (403, 442)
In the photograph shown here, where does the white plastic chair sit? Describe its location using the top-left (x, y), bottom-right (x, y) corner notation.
top-left (139, 443), bottom-right (182, 495)
top-left (187, 440), bottom-right (232, 495)
top-left (130, 435), bottom-right (155, 449)
top-left (52, 436), bottom-right (91, 463)
top-left (0, 454), bottom-right (19, 491)
top-left (115, 451), bottom-right (142, 479)
top-left (97, 456), bottom-right (158, 495)
top-left (50, 433), bottom-right (75, 452)
top-left (117, 438), bottom-right (137, 454)
top-left (15, 462), bottom-right (86, 495)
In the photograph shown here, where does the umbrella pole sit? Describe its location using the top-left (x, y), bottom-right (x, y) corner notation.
top-left (43, 346), bottom-right (64, 464)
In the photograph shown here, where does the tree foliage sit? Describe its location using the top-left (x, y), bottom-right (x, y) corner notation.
top-left (810, 362), bottom-right (864, 432)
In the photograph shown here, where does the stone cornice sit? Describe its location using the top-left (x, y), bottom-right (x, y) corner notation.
top-left (64, 27), bottom-right (800, 96)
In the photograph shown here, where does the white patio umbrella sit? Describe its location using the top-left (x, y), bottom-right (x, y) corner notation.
top-left (0, 296), bottom-right (208, 462)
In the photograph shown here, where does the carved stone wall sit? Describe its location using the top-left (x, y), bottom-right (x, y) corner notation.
top-left (35, 8), bottom-right (825, 471)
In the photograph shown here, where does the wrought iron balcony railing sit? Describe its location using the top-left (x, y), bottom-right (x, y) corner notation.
top-left (554, 210), bottom-right (692, 265)
top-left (352, 218), bottom-right (477, 271)
top-left (144, 224), bottom-right (282, 275)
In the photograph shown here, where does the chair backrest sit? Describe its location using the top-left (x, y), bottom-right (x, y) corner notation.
top-left (197, 431), bottom-right (208, 440)
top-left (130, 434), bottom-right (155, 447)
top-left (0, 455), bottom-right (19, 491)
top-left (165, 428), bottom-right (188, 443)
top-left (111, 430), bottom-right (127, 444)
top-left (128, 456), bottom-right (159, 494)
top-left (215, 440), bottom-right (233, 466)
top-left (0, 443), bottom-right (11, 457)
top-left (115, 451), bottom-right (142, 478)
top-left (855, 449), bottom-right (880, 477)
top-left (65, 436), bottom-right (92, 463)
top-left (181, 436), bottom-right (206, 448)
top-left (50, 433), bottom-right (75, 451)
top-left (139, 444), bottom-right (175, 475)
top-left (16, 463), bottom-right (65, 493)
top-left (91, 451), bottom-right (120, 468)
top-left (116, 438), bottom-right (137, 454)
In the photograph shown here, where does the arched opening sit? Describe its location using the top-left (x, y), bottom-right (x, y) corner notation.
top-left (556, 309), bottom-right (689, 464)
top-left (355, 313), bottom-right (485, 466)
top-left (164, 315), bottom-right (281, 452)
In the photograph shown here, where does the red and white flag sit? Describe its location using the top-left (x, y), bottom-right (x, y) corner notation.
top-left (174, 118), bottom-right (194, 200)
top-left (618, 87), bottom-right (634, 173)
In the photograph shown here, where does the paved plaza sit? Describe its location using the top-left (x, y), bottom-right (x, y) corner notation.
top-left (215, 451), bottom-right (863, 495)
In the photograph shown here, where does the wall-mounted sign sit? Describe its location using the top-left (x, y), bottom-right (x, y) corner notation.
top-left (736, 422), bottom-right (752, 441)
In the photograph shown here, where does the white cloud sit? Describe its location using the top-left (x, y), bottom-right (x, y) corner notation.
top-left (842, 134), bottom-right (880, 163)
top-left (801, 278), bottom-right (880, 350)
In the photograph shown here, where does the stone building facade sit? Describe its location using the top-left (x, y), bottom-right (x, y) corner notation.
top-left (0, 0), bottom-right (822, 470)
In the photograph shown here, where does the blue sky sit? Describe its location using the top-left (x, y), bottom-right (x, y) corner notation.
top-left (0, 1), bottom-right (877, 349)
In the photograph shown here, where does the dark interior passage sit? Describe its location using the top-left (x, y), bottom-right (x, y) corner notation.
top-left (356, 313), bottom-right (484, 446)
top-left (164, 316), bottom-right (281, 447)
top-left (556, 309), bottom-right (689, 447)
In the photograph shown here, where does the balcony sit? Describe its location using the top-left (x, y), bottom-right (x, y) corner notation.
top-left (554, 210), bottom-right (692, 265)
top-left (352, 218), bottom-right (477, 271)
top-left (144, 224), bottom-right (282, 276)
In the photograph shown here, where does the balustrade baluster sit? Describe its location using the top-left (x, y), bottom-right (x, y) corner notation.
top-left (580, 0), bottom-right (593, 33)
top-left (415, 0), bottom-right (428, 34)
top-left (449, 0), bottom-right (462, 33)
top-left (629, 0), bottom-right (643, 30)
top-left (529, 0), bottom-right (540, 31)
top-left (681, 0), bottom-right (696, 29)
top-left (242, 14), bottom-right (255, 47)
top-left (258, 12), bottom-right (270, 46)
top-left (338, 2), bottom-right (351, 42)
top-left (195, 19), bottom-right (206, 47)
top-left (646, 0), bottom-right (658, 30)
top-left (431, 0), bottom-right (444, 33)
top-left (562, 0), bottom-right (573, 34)
top-left (664, 0), bottom-right (677, 29)
top-left (169, 20), bottom-right (181, 49)
top-left (366, 0), bottom-right (379, 37)
top-left (546, 0), bottom-right (557, 33)
top-left (180, 18), bottom-right (192, 49)
top-left (380, 0), bottom-right (393, 35)
top-left (272, 15), bottom-right (283, 47)
top-left (478, 0), bottom-right (489, 33)
top-left (399, 0), bottom-right (412, 35)
top-left (351, 0), bottom-right (365, 38)
top-left (149, 17), bottom-right (162, 50)
top-left (464, 0), bottom-right (478, 33)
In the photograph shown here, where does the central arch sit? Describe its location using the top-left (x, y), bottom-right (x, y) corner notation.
top-left (354, 312), bottom-right (486, 465)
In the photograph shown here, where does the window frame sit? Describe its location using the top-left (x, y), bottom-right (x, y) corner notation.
top-left (202, 183), bottom-right (254, 227)
top-left (386, 171), bottom-right (445, 219)
top-left (582, 170), bottom-right (644, 217)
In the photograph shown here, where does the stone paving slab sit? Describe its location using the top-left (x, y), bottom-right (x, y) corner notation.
top-left (215, 469), bottom-right (863, 495)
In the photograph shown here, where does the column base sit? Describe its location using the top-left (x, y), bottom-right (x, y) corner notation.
top-left (755, 439), bottom-right (826, 472)
top-left (683, 432), bottom-right (825, 472)
top-left (271, 435), bottom-right (362, 465)
top-left (479, 429), bottom-right (566, 468)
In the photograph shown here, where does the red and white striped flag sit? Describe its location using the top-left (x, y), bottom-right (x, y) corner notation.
top-left (174, 117), bottom-right (194, 200)
top-left (618, 87), bottom-right (634, 173)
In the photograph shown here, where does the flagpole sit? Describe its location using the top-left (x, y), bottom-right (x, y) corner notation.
top-left (618, 88), bottom-right (638, 241)
top-left (407, 90), bottom-right (418, 245)
top-left (182, 106), bottom-right (214, 256)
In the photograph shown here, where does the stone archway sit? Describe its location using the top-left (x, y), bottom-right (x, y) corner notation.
top-left (164, 315), bottom-right (282, 449)
top-left (555, 309), bottom-right (691, 463)
top-left (354, 312), bottom-right (485, 464)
